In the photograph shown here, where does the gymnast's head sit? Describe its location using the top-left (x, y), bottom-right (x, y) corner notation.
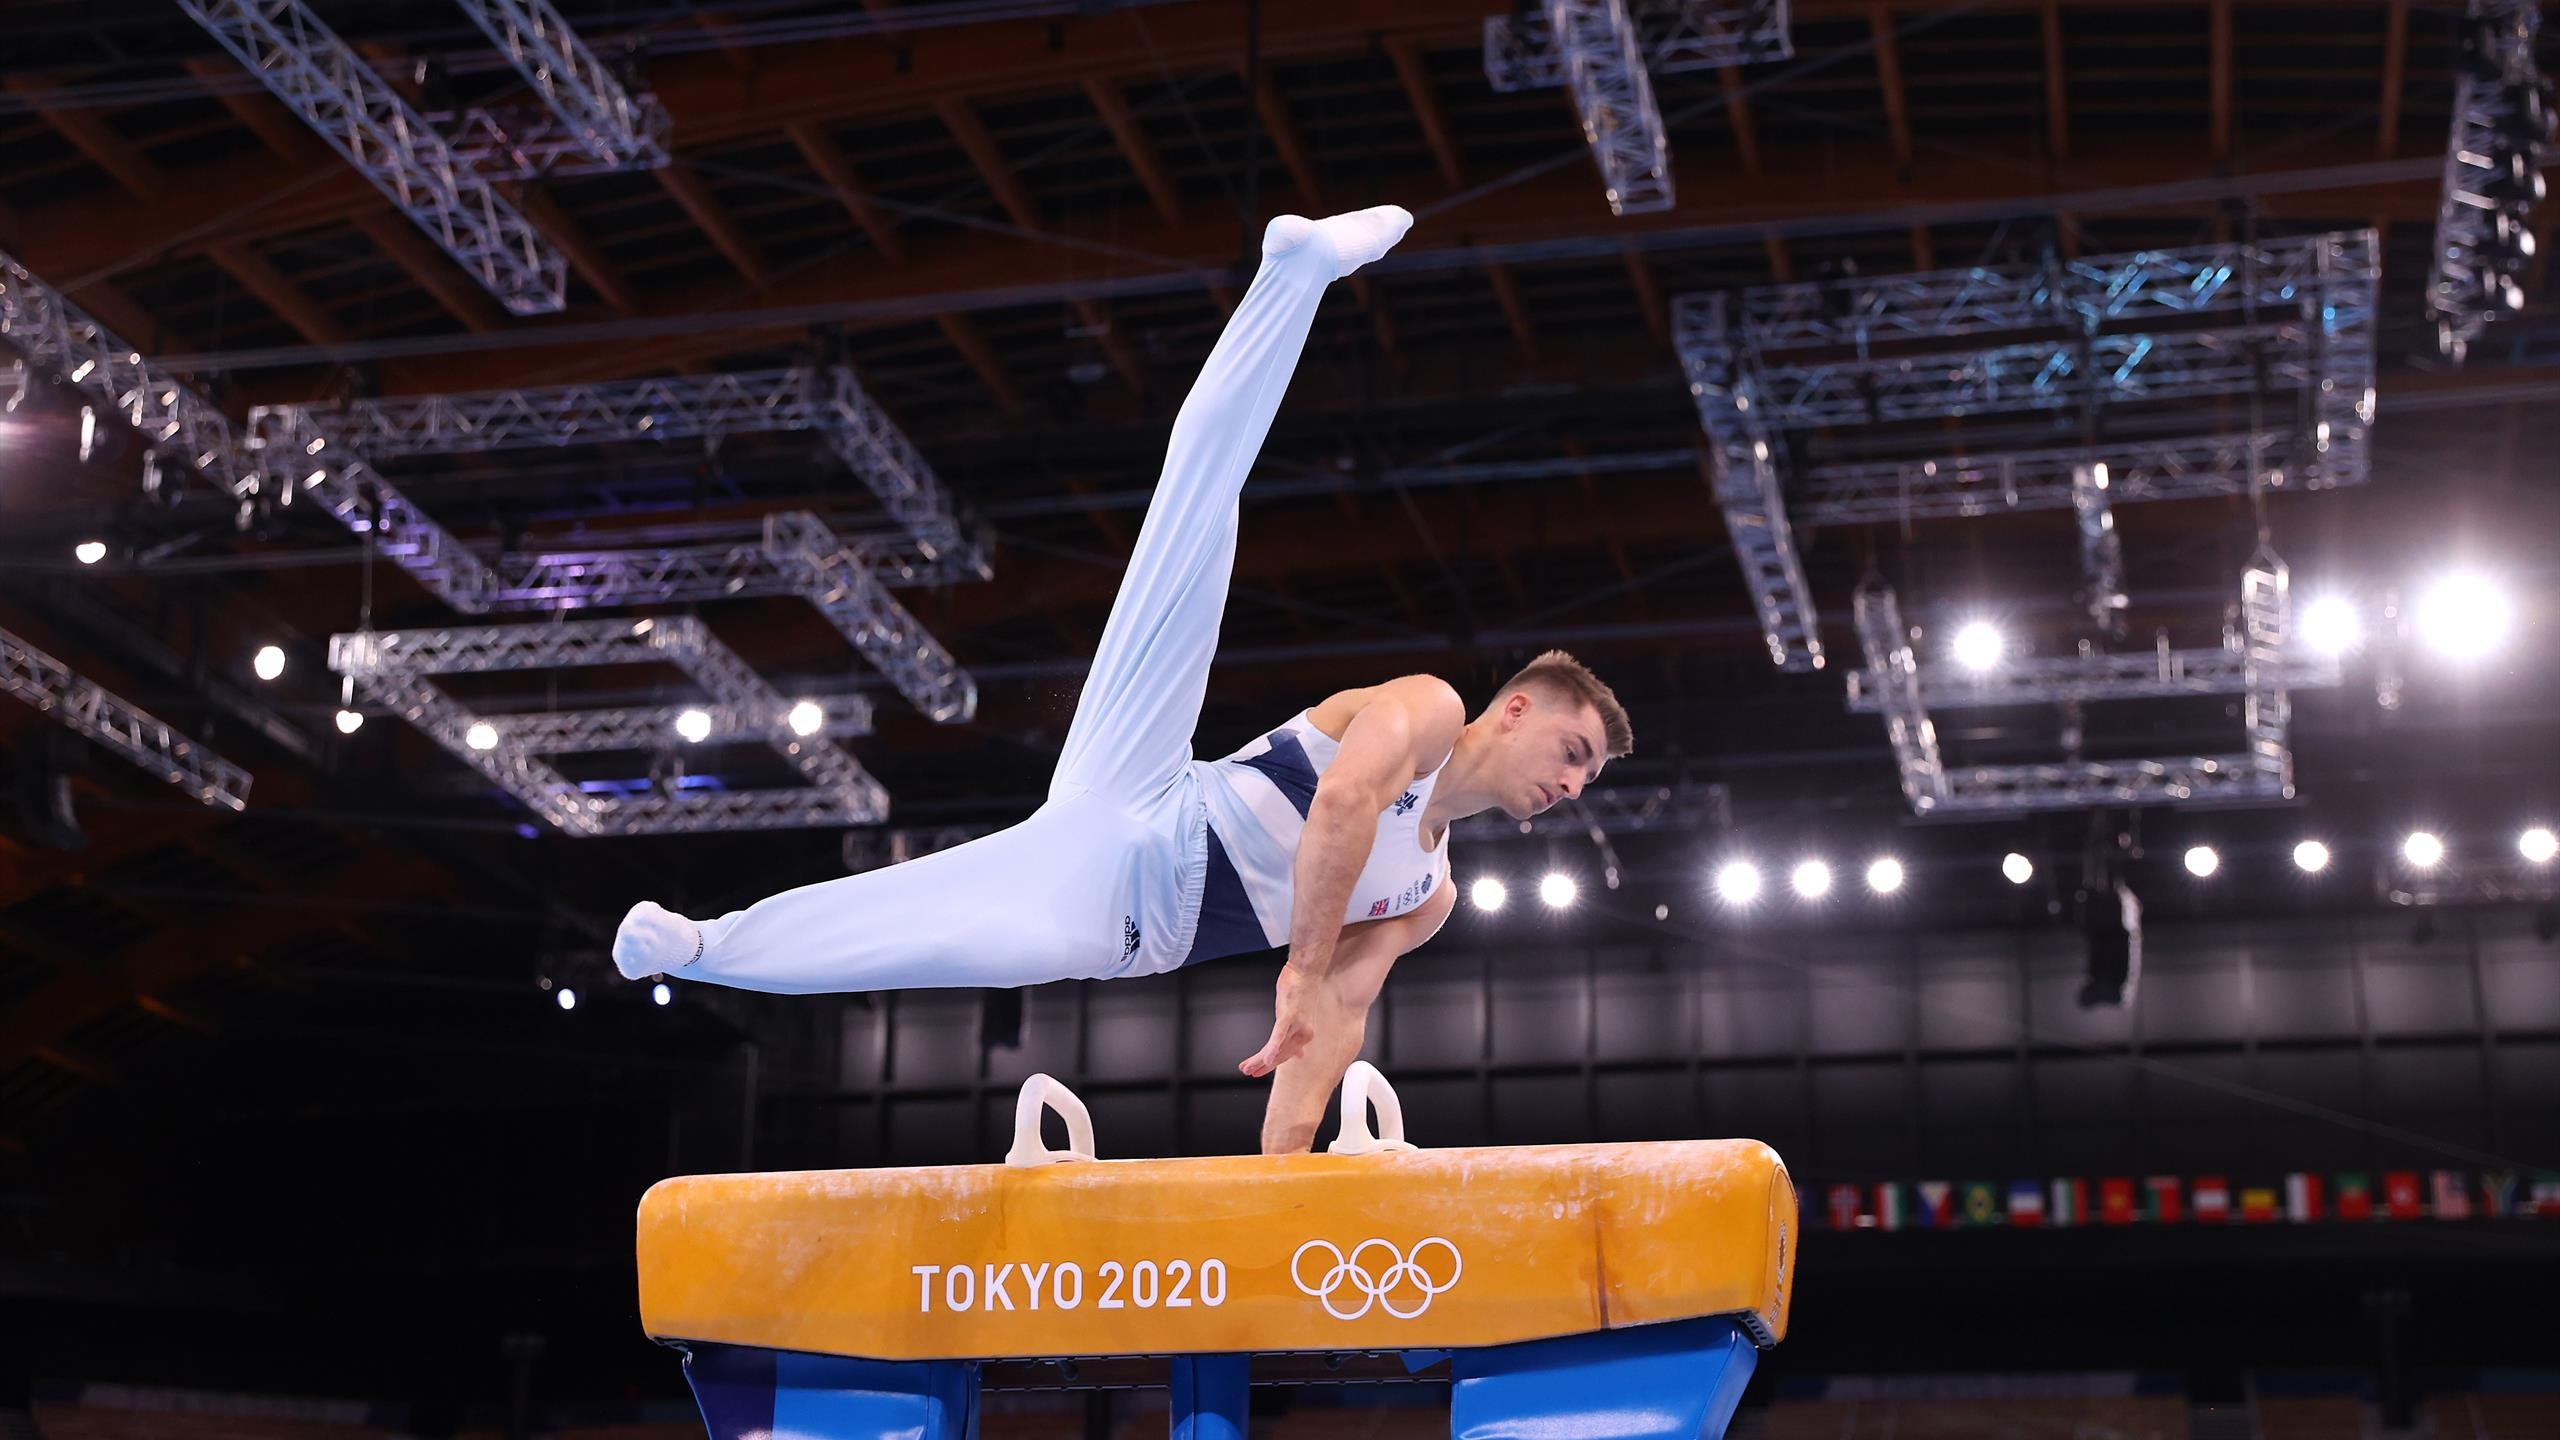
top-left (1473, 649), bottom-right (1633, 819)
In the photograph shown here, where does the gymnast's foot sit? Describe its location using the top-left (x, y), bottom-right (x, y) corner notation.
top-left (1265, 205), bottom-right (1414, 280)
top-left (614, 900), bottom-right (703, 980)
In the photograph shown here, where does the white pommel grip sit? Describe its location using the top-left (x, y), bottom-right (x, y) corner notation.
top-left (1004, 1073), bottom-right (1098, 1167)
top-left (1327, 1060), bottom-right (1418, 1155)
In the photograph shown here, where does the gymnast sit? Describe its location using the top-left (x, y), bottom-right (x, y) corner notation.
top-left (612, 206), bottom-right (1632, 1153)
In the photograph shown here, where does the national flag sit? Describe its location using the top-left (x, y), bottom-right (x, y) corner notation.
top-left (1960, 1181), bottom-right (2003, 1228)
top-left (1827, 1184), bottom-right (1865, 1231)
top-left (2240, 1187), bottom-right (2279, 1222)
top-left (1915, 1181), bottom-right (1955, 1228)
top-left (2531, 1175), bottom-right (2560, 1218)
top-left (2383, 1171), bottom-right (2423, 1220)
top-left (2285, 1173), bottom-right (2324, 1223)
top-left (2430, 1171), bottom-right (2472, 1220)
top-left (2336, 1173), bottom-right (2374, 1221)
top-left (2479, 1172), bottom-right (2518, 1218)
top-left (2049, 1178), bottom-right (2089, 1227)
top-left (2007, 1181), bottom-right (2046, 1227)
top-left (2100, 1178), bottom-right (2138, 1225)
top-left (2145, 1175), bottom-right (2185, 1224)
top-left (1873, 1182), bottom-right (1904, 1231)
top-left (2193, 1176), bottom-right (2232, 1223)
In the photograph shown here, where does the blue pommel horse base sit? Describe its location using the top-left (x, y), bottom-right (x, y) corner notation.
top-left (636, 1068), bottom-right (1795, 1440)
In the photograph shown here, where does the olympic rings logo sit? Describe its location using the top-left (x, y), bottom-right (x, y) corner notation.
top-left (1289, 1237), bottom-right (1463, 1320)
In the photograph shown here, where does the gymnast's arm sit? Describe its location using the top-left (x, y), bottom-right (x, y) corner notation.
top-left (1239, 675), bottom-right (1463, 1078)
top-left (1257, 879), bottom-right (1455, 1154)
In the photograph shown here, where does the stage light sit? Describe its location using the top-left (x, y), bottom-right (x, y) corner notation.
top-left (73, 540), bottom-right (106, 565)
top-left (1790, 859), bottom-right (1833, 900)
top-left (334, 708), bottom-right (364, 735)
top-left (2292, 840), bottom-right (2332, 874)
top-left (2402, 831), bottom-right (2445, 869)
top-left (675, 707), bottom-right (713, 744)
top-left (252, 645), bottom-right (286, 681)
top-left (2299, 596), bottom-right (2362, 657)
top-left (2183, 845), bottom-right (2220, 878)
top-left (1470, 876), bottom-right (1508, 912)
top-left (555, 986), bottom-right (578, 1011)
top-left (465, 721), bottom-right (499, 751)
top-left (1539, 872), bottom-right (1578, 909)
top-left (1952, 620), bottom-right (2004, 673)
top-left (2413, 571), bottom-right (2514, 662)
top-left (787, 700), bottom-right (825, 737)
top-left (2520, 827), bottom-right (2558, 865)
top-left (1714, 859), bottom-right (1762, 905)
top-left (651, 981), bottom-right (673, 1006)
top-left (1865, 857), bottom-right (1905, 894)
top-left (1654, 903), bottom-right (1670, 921)
top-left (2002, 852), bottom-right (2035, 885)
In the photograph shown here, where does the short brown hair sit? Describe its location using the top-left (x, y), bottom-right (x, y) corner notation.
top-left (1494, 649), bottom-right (1633, 758)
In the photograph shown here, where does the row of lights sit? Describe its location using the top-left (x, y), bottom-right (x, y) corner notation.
top-left (1945, 570), bottom-right (2515, 674)
top-left (552, 980), bottom-right (676, 1011)
top-left (244, 644), bottom-right (835, 746)
top-left (1467, 828), bottom-right (2559, 913)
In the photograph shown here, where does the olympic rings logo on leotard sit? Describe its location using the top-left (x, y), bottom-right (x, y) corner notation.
top-left (1289, 1237), bottom-right (1463, 1320)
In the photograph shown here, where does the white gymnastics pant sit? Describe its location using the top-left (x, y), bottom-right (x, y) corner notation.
top-left (680, 222), bottom-right (1343, 995)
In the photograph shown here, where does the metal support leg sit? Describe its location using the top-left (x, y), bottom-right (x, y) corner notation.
top-left (1170, 1354), bottom-right (1250, 1440)
top-left (683, 1343), bottom-right (980, 1440)
top-left (1449, 1318), bottom-right (1759, 1440)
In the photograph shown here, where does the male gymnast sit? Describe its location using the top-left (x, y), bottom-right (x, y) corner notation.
top-left (612, 205), bottom-right (1633, 1154)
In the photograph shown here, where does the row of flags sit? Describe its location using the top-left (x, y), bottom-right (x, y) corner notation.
top-left (1824, 1171), bottom-right (2560, 1230)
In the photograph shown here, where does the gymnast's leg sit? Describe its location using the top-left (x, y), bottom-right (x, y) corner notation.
top-left (609, 207), bottom-right (1412, 995)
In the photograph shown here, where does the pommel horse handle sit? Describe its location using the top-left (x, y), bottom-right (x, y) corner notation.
top-left (1327, 1060), bottom-right (1416, 1156)
top-left (1003, 1073), bottom-right (1096, 1167)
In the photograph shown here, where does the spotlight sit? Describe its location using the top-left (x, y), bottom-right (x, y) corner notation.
top-left (651, 981), bottom-right (673, 1006)
top-left (787, 700), bottom-right (825, 737)
top-left (1714, 860), bottom-right (1762, 905)
top-left (1654, 903), bottom-right (1670, 921)
top-left (1470, 876), bottom-right (1509, 912)
top-left (2183, 845), bottom-right (2220, 878)
top-left (1539, 872), bottom-right (1578, 909)
top-left (2001, 852), bottom-right (2035, 885)
top-left (675, 708), bottom-right (714, 744)
top-left (1951, 620), bottom-right (2004, 673)
top-left (2413, 571), bottom-right (2514, 662)
top-left (73, 540), bottom-right (106, 565)
top-left (465, 721), bottom-right (499, 751)
top-left (1790, 859), bottom-right (1833, 900)
top-left (2292, 839), bottom-right (2332, 874)
top-left (2520, 827), bottom-right (2558, 865)
top-left (252, 645), bottom-right (286, 681)
top-left (334, 708), bottom-right (364, 735)
top-left (1865, 857), bottom-right (1905, 895)
top-left (2299, 596), bottom-right (2362, 657)
top-left (2402, 831), bottom-right (2446, 870)
top-left (555, 986), bottom-right (578, 1011)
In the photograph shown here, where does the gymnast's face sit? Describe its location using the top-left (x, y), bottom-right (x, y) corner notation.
top-left (1491, 687), bottom-right (1608, 820)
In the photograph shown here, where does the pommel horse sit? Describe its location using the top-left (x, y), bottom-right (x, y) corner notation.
top-left (636, 1063), bottom-right (1796, 1440)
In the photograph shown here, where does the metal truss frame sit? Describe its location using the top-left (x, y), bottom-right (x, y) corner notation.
top-left (177, 0), bottom-right (568, 315)
top-left (3, 625), bottom-right (253, 812)
top-left (1487, 0), bottom-right (1791, 90)
top-left (0, 249), bottom-right (253, 496)
top-left (2428, 0), bottom-right (2548, 354)
top-left (1846, 556), bottom-right (2322, 816)
top-left (294, 367), bottom-right (985, 573)
top-left (1542, 0), bottom-right (1677, 215)
top-left (1674, 231), bottom-right (2378, 675)
top-left (329, 616), bottom-right (888, 836)
top-left (449, 0), bottom-right (669, 175)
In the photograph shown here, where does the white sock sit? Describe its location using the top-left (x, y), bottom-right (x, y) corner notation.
top-left (613, 901), bottom-right (703, 980)
top-left (1264, 205), bottom-right (1415, 280)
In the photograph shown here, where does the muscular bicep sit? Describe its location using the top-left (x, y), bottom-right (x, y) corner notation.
top-left (1314, 676), bottom-right (1465, 814)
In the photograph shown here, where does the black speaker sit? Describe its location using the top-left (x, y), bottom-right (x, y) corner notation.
top-left (2078, 878), bottom-right (2141, 1009)
top-left (980, 987), bottom-right (1024, 1051)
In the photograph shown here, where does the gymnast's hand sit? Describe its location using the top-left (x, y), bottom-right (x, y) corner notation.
top-left (1240, 960), bottom-right (1330, 1077)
